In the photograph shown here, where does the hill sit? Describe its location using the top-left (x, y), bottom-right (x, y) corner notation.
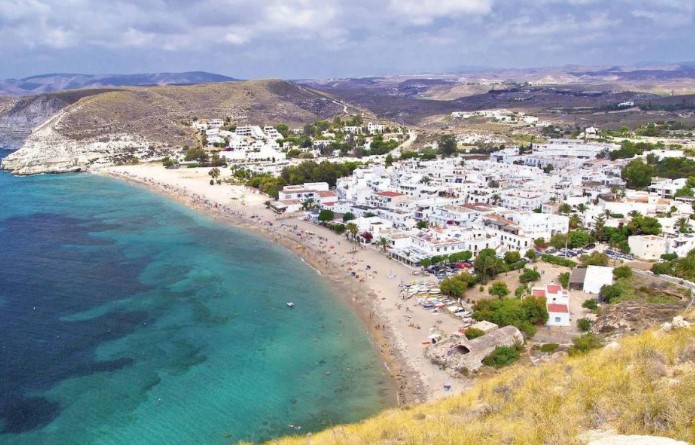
top-left (1, 79), bottom-right (350, 174)
top-left (0, 71), bottom-right (238, 96)
top-left (255, 316), bottom-right (695, 445)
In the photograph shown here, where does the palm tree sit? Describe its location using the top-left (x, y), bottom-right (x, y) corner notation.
top-left (569, 214), bottom-right (582, 230)
top-left (378, 237), bottom-right (389, 252)
top-left (577, 203), bottom-right (587, 214)
top-left (301, 198), bottom-right (315, 211)
top-left (676, 217), bottom-right (690, 233)
top-left (346, 222), bottom-right (359, 252)
top-left (492, 194), bottom-right (500, 205)
top-left (559, 202), bottom-right (572, 215)
top-left (208, 167), bottom-right (221, 182)
top-left (628, 210), bottom-right (642, 218)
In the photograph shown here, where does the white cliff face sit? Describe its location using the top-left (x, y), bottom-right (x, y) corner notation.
top-left (1, 107), bottom-right (168, 175)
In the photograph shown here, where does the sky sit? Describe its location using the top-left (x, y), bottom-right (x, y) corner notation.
top-left (0, 0), bottom-right (694, 79)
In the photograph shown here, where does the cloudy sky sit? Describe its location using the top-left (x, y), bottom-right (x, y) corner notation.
top-left (1, 0), bottom-right (694, 79)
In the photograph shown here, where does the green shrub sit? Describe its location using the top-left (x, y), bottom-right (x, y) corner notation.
top-left (577, 318), bottom-right (592, 332)
top-left (568, 333), bottom-right (602, 356)
top-left (660, 253), bottom-right (678, 261)
top-left (473, 296), bottom-right (549, 337)
top-left (489, 281), bottom-right (510, 298)
top-left (599, 283), bottom-right (625, 303)
top-left (519, 268), bottom-right (541, 283)
top-left (582, 299), bottom-right (599, 310)
top-left (465, 328), bottom-right (485, 340)
top-left (540, 343), bottom-right (559, 353)
top-left (542, 254), bottom-right (577, 268)
top-left (613, 265), bottom-right (633, 279)
top-left (558, 271), bottom-right (570, 288)
top-left (482, 345), bottom-right (520, 368)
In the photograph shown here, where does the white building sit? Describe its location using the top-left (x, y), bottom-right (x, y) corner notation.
top-left (367, 122), bottom-right (385, 134)
top-left (583, 265), bottom-right (614, 294)
top-left (629, 235), bottom-right (667, 260)
top-left (532, 283), bottom-right (571, 327)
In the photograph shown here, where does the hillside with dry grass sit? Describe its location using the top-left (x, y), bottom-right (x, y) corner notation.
top-left (253, 313), bottom-right (695, 445)
top-left (1, 79), bottom-right (354, 174)
top-left (55, 79), bottom-right (350, 146)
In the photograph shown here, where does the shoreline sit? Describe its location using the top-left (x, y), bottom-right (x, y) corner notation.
top-left (99, 164), bottom-right (469, 405)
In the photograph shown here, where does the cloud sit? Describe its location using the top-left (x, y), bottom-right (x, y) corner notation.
top-left (388, 0), bottom-right (493, 25)
top-left (0, 0), bottom-right (694, 78)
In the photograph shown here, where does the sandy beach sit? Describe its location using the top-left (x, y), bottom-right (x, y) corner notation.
top-left (100, 164), bottom-right (470, 405)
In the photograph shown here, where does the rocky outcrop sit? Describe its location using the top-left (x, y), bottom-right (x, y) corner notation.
top-left (0, 90), bottom-right (109, 151)
top-left (426, 325), bottom-right (524, 372)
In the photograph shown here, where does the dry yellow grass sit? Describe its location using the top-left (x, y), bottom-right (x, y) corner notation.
top-left (250, 322), bottom-right (695, 445)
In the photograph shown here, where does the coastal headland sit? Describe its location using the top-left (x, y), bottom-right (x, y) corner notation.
top-left (101, 164), bottom-right (469, 405)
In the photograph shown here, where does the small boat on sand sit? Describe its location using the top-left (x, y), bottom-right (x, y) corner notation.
top-left (286, 302), bottom-right (295, 308)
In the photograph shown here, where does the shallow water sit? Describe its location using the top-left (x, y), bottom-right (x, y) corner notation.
top-left (0, 159), bottom-right (391, 444)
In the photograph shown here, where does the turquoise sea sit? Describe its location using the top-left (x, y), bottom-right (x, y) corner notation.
top-left (0, 153), bottom-right (391, 444)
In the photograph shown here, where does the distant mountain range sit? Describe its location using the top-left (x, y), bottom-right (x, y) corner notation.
top-left (0, 72), bottom-right (238, 95)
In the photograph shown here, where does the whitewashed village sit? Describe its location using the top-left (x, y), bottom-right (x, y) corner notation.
top-left (167, 111), bottom-right (695, 373)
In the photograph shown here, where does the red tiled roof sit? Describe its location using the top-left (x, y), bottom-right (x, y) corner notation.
top-left (377, 191), bottom-right (404, 197)
top-left (532, 289), bottom-right (546, 297)
top-left (547, 304), bottom-right (569, 313)
top-left (547, 284), bottom-right (561, 294)
top-left (316, 191), bottom-right (337, 197)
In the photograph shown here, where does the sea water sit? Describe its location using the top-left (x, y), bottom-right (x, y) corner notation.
top-left (0, 157), bottom-right (391, 444)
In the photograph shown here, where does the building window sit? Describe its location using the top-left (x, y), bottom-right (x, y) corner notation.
top-left (555, 317), bottom-right (561, 323)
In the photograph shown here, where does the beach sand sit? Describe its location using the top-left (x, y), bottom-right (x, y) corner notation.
top-left (100, 164), bottom-right (470, 404)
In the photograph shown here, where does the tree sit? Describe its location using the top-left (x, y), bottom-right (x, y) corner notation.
top-left (613, 265), bottom-right (633, 279)
top-left (439, 134), bottom-right (457, 157)
top-left (599, 283), bottom-right (625, 303)
top-left (519, 268), bottom-right (541, 283)
top-left (582, 299), bottom-right (599, 310)
top-left (626, 215), bottom-right (661, 236)
top-left (577, 203), bottom-right (587, 214)
top-left (378, 237), bottom-right (389, 252)
top-left (332, 223), bottom-right (346, 235)
top-left (525, 249), bottom-right (537, 261)
top-left (361, 231), bottom-right (373, 243)
top-left (568, 230), bottom-right (591, 248)
top-left (208, 167), bottom-right (221, 183)
top-left (301, 198), bottom-right (316, 211)
top-left (489, 281), bottom-right (510, 298)
top-left (385, 153), bottom-right (394, 167)
top-left (275, 123), bottom-right (290, 138)
top-left (504, 251), bottom-right (521, 264)
top-left (440, 272), bottom-right (477, 298)
top-left (342, 212), bottom-right (356, 222)
top-left (416, 221), bottom-right (428, 229)
top-left (558, 202), bottom-right (572, 215)
top-left (449, 250), bottom-right (472, 262)
top-left (318, 209), bottom-right (335, 222)
top-left (580, 251), bottom-right (609, 266)
top-left (558, 272), bottom-right (570, 288)
top-left (474, 248), bottom-right (507, 283)
top-left (577, 318), bottom-right (592, 332)
top-left (185, 147), bottom-right (209, 164)
top-left (676, 217), bottom-right (690, 233)
top-left (621, 159), bottom-right (654, 189)
top-left (593, 214), bottom-right (606, 242)
top-left (569, 214), bottom-right (583, 230)
top-left (346, 222), bottom-right (359, 249)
